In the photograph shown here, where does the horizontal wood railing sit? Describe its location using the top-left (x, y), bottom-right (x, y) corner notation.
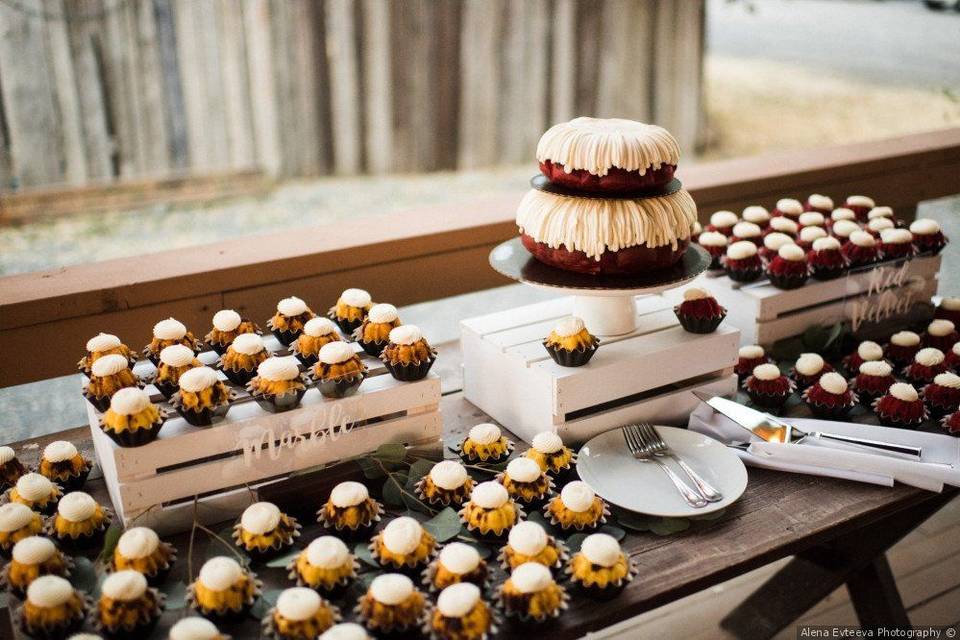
top-left (2, 128), bottom-right (960, 387)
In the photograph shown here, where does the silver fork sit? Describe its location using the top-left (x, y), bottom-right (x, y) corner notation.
top-left (622, 425), bottom-right (707, 508)
top-left (638, 423), bottom-right (723, 503)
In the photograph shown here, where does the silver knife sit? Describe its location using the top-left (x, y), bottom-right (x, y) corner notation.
top-left (692, 392), bottom-right (923, 460)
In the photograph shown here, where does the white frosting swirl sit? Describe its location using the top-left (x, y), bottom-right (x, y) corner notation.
top-left (15, 474), bottom-right (54, 502)
top-left (915, 348), bottom-right (944, 367)
top-left (0, 503), bottom-right (35, 531)
top-left (860, 360), bottom-right (892, 377)
top-left (580, 533), bottom-right (622, 568)
top-left (508, 521), bottom-right (548, 556)
top-left (812, 236), bottom-right (841, 252)
top-left (468, 423), bottom-right (502, 445)
top-left (256, 356), bottom-right (300, 382)
top-left (198, 556), bottom-right (244, 591)
top-left (891, 331), bottom-right (920, 347)
top-left (795, 353), bottom-right (825, 376)
top-left (212, 310), bottom-right (242, 332)
top-left (806, 194), bottom-right (833, 210)
top-left (531, 431), bottom-right (564, 454)
top-left (277, 296), bottom-right (308, 316)
top-left (682, 288), bottom-right (710, 302)
top-left (778, 244), bottom-right (806, 261)
top-left (857, 341), bottom-right (883, 361)
top-left (169, 617), bottom-right (223, 640)
top-left (109, 387), bottom-right (152, 416)
top-left (742, 206), bottom-right (770, 224)
top-left (880, 228), bottom-right (912, 245)
top-left (849, 230), bottom-right (876, 247)
top-left (830, 208), bottom-right (856, 222)
top-left (0, 446), bottom-right (14, 464)
top-left (818, 372), bottom-right (848, 395)
top-left (230, 333), bottom-right (265, 355)
top-left (553, 317), bottom-right (586, 338)
top-left (776, 198), bottom-right (802, 215)
top-left (769, 217), bottom-right (799, 234)
top-left (798, 212), bottom-right (825, 228)
top-left (800, 226), bottom-right (827, 243)
top-left (910, 218), bottom-right (940, 235)
top-left (763, 232), bottom-right (794, 252)
top-left (330, 481), bottom-right (369, 508)
top-left (933, 373), bottom-right (960, 389)
top-left (436, 582), bottom-right (481, 618)
top-left (240, 502), bottom-right (281, 535)
top-left (868, 218), bottom-right (894, 233)
top-left (831, 220), bottom-right (860, 239)
top-left (536, 117), bottom-right (680, 175)
top-left (868, 206), bottom-right (894, 220)
top-left (57, 492), bottom-right (97, 522)
top-left (388, 325), bottom-right (423, 345)
top-left (710, 210), bottom-right (739, 228)
top-left (101, 570), bottom-right (148, 601)
top-left (505, 457), bottom-right (542, 483)
top-left (889, 382), bottom-right (918, 403)
top-left (429, 460), bottom-right (468, 491)
top-left (381, 517), bottom-right (423, 555)
top-left (160, 344), bottom-right (196, 368)
top-left (117, 527), bottom-right (160, 559)
top-left (739, 345), bottom-right (764, 359)
top-left (91, 353), bottom-right (130, 377)
top-left (726, 240), bottom-right (757, 260)
top-left (339, 289), bottom-right (372, 308)
top-left (43, 441), bottom-right (78, 463)
top-left (12, 536), bottom-right (56, 565)
top-left (304, 317), bottom-right (338, 337)
top-left (517, 187), bottom-right (697, 258)
top-left (470, 481), bottom-right (509, 509)
top-left (560, 481), bottom-right (596, 512)
top-left (846, 195), bottom-right (875, 208)
top-left (752, 363), bottom-right (782, 381)
top-left (276, 587), bottom-right (322, 621)
top-left (178, 366), bottom-right (219, 393)
top-left (367, 303), bottom-right (398, 324)
top-left (320, 623), bottom-right (371, 640)
top-left (26, 575), bottom-right (74, 608)
top-left (698, 231), bottom-right (728, 247)
top-left (86, 333), bottom-right (121, 353)
top-left (509, 562), bottom-right (553, 594)
top-left (732, 221), bottom-right (761, 239)
top-left (153, 318), bottom-right (187, 340)
top-left (319, 341), bottom-right (355, 365)
top-left (369, 573), bottom-right (414, 605)
top-left (928, 319), bottom-right (955, 337)
top-left (438, 542), bottom-right (480, 574)
top-left (306, 536), bottom-right (350, 569)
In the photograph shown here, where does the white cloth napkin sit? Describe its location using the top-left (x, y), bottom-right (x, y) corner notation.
top-left (688, 402), bottom-right (960, 492)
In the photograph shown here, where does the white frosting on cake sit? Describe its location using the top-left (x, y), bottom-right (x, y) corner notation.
top-left (831, 208), bottom-right (856, 222)
top-left (928, 319), bottom-right (955, 337)
top-left (941, 297), bottom-right (960, 311)
top-left (303, 317), bottom-right (338, 337)
top-left (770, 217), bottom-right (799, 233)
top-left (682, 289), bottom-right (710, 303)
top-left (795, 353), bottom-right (825, 376)
top-left (509, 562), bottom-right (553, 594)
top-left (516, 187), bottom-right (697, 259)
top-left (339, 288), bottom-right (372, 308)
top-left (726, 240), bottom-right (757, 260)
top-left (230, 333), bottom-right (265, 355)
top-left (381, 517), bottom-right (424, 555)
top-left (831, 220), bottom-right (860, 239)
top-left (276, 587), bottom-right (322, 621)
top-left (470, 481), bottom-right (509, 509)
top-left (101, 570), bottom-right (147, 601)
top-left (812, 236), bottom-right (841, 252)
top-left (256, 356), bottom-right (300, 382)
top-left (438, 542), bottom-right (481, 575)
top-left (43, 441), bottom-right (78, 463)
top-left (91, 353), bottom-right (129, 377)
top-left (240, 502), bottom-right (281, 535)
top-left (0, 446), bottom-right (14, 464)
top-left (15, 473), bottom-right (54, 501)
top-left (846, 195), bottom-right (875, 208)
top-left (800, 226), bottom-right (827, 243)
top-left (553, 317), bottom-right (586, 337)
top-left (468, 423), bottom-right (502, 445)
top-left (169, 617), bottom-right (223, 640)
top-left (306, 536), bottom-right (350, 569)
top-left (153, 318), bottom-right (187, 340)
top-left (508, 521), bottom-right (548, 556)
top-left (763, 232), bottom-right (794, 252)
top-left (752, 363), bottom-right (782, 381)
top-left (776, 198), bottom-right (803, 215)
top-left (798, 212), bottom-right (825, 228)
top-left (698, 231), bottom-right (727, 247)
top-left (857, 341), bottom-right (884, 361)
top-left (57, 492), bottom-right (97, 522)
top-left (160, 344), bottom-right (196, 368)
top-left (531, 431), bottom-right (564, 454)
top-left (860, 360), bottom-right (892, 377)
top-left (691, 221), bottom-right (702, 235)
top-left (732, 221), bottom-right (761, 239)
top-left (330, 481), bottom-right (368, 508)
top-left (742, 206), bottom-right (770, 224)
top-left (388, 325), bottom-right (423, 345)
top-left (86, 333), bottom-right (121, 353)
top-left (108, 387), bottom-right (152, 416)
top-left (506, 457), bottom-right (542, 483)
top-left (535, 117), bottom-right (680, 175)
top-left (212, 309), bottom-right (242, 332)
top-left (868, 218), bottom-right (894, 233)
top-left (710, 210), bottom-right (739, 228)
top-left (818, 372), bottom-right (848, 395)
top-left (117, 527), bottom-right (160, 559)
top-left (915, 348), bottom-right (945, 367)
top-left (910, 218), bottom-right (941, 235)
top-left (178, 366), bottom-right (219, 392)
top-left (560, 481), bottom-right (596, 512)
top-left (369, 573), bottom-right (414, 605)
top-left (319, 341), bottom-right (356, 365)
top-left (580, 533), bottom-right (622, 568)
top-left (849, 230), bottom-right (877, 248)
top-left (933, 373), bottom-right (960, 389)
top-left (26, 575), bottom-right (74, 608)
top-left (429, 460), bottom-right (468, 490)
top-left (807, 194), bottom-right (833, 210)
top-left (277, 296), bottom-right (308, 316)
top-left (367, 303), bottom-right (398, 324)
top-left (778, 244), bottom-right (806, 261)
top-left (891, 331), bottom-right (920, 347)
top-left (320, 623), bottom-right (371, 640)
top-left (12, 536), bottom-right (56, 565)
top-left (889, 382), bottom-right (918, 402)
top-left (0, 503), bottom-right (35, 532)
top-left (880, 228), bottom-right (913, 244)
top-left (198, 556), bottom-right (244, 591)
top-left (868, 206), bottom-right (894, 220)
top-left (437, 582), bottom-right (481, 618)
top-left (739, 345), bottom-right (764, 359)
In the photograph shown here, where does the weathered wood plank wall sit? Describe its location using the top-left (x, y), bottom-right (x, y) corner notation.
top-left (0, 0), bottom-right (704, 191)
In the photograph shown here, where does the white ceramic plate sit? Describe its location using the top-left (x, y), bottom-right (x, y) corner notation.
top-left (577, 426), bottom-right (748, 518)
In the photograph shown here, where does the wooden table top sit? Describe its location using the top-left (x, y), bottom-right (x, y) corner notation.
top-left (3, 348), bottom-right (951, 640)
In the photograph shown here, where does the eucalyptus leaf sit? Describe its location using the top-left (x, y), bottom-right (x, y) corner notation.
top-left (160, 581), bottom-right (187, 611)
top-left (599, 525), bottom-right (626, 541)
top-left (565, 533), bottom-right (588, 553)
top-left (400, 492), bottom-right (433, 514)
top-left (690, 508), bottom-right (727, 522)
top-left (357, 457), bottom-right (386, 479)
top-left (265, 547), bottom-right (301, 568)
top-left (524, 510), bottom-right (561, 536)
top-left (0, 591), bottom-right (7, 609)
top-left (359, 571), bottom-right (379, 588)
top-left (70, 556), bottom-right (100, 595)
top-left (261, 588), bottom-right (283, 606)
top-left (382, 473), bottom-right (408, 507)
top-left (615, 512), bottom-right (655, 532)
top-left (97, 523), bottom-right (124, 563)
top-left (770, 336), bottom-right (805, 362)
top-left (408, 458), bottom-right (435, 482)
top-left (249, 597), bottom-right (271, 619)
top-left (401, 510), bottom-right (431, 523)
top-left (423, 508), bottom-right (462, 543)
top-left (648, 517), bottom-right (691, 536)
top-left (467, 543), bottom-right (492, 560)
top-left (823, 322), bottom-right (845, 350)
top-left (354, 542), bottom-right (379, 568)
top-left (374, 443), bottom-right (407, 465)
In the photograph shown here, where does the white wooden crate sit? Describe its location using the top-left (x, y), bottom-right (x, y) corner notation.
top-left (699, 255), bottom-right (941, 346)
top-left (461, 293), bottom-right (740, 445)
top-left (86, 336), bottom-right (442, 534)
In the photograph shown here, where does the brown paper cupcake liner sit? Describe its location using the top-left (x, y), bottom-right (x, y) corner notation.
top-left (46, 507), bottom-right (114, 554)
top-left (271, 328), bottom-right (302, 348)
top-left (83, 382), bottom-right (143, 414)
top-left (543, 501), bottom-right (610, 532)
top-left (421, 557), bottom-right (491, 593)
top-left (143, 342), bottom-right (200, 367)
top-left (423, 600), bottom-right (500, 640)
top-left (414, 476), bottom-right (473, 508)
top-left (746, 388), bottom-right (791, 410)
top-left (0, 552), bottom-right (74, 599)
top-left (43, 462), bottom-right (92, 493)
top-left (313, 371), bottom-right (367, 399)
top-left (99, 412), bottom-right (168, 449)
top-left (261, 600), bottom-right (342, 640)
top-left (802, 391), bottom-right (858, 419)
top-left (170, 390), bottom-right (236, 427)
top-left (542, 340), bottom-right (599, 368)
top-left (459, 503), bottom-right (526, 539)
top-left (248, 382), bottom-right (308, 414)
top-left (495, 582), bottom-right (570, 624)
top-left (219, 362), bottom-right (259, 387)
top-left (353, 594), bottom-right (428, 635)
top-left (110, 542), bottom-right (178, 586)
top-left (724, 266), bottom-right (763, 283)
top-left (871, 399), bottom-right (929, 429)
top-left (354, 334), bottom-right (390, 357)
top-left (316, 500), bottom-right (384, 540)
top-left (382, 354), bottom-right (437, 381)
top-left (2, 483), bottom-right (64, 516)
top-left (766, 271), bottom-right (809, 290)
top-left (454, 437), bottom-right (515, 465)
top-left (810, 264), bottom-right (847, 280)
top-left (674, 307), bottom-right (727, 334)
top-left (495, 472), bottom-right (555, 508)
top-left (232, 518), bottom-right (302, 561)
top-left (186, 574), bottom-right (262, 624)
top-left (92, 588), bottom-right (165, 638)
top-left (288, 556), bottom-right (359, 596)
top-left (14, 593), bottom-right (92, 640)
top-left (497, 536), bottom-right (569, 573)
top-left (564, 555), bottom-right (637, 601)
top-left (369, 537), bottom-right (438, 576)
top-left (294, 351), bottom-right (321, 369)
top-left (327, 308), bottom-right (365, 338)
